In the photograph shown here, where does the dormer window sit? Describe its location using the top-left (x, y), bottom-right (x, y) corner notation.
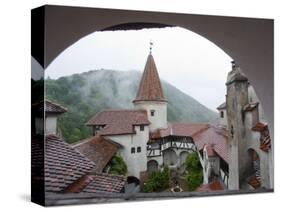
top-left (150, 109), bottom-right (155, 116)
top-left (140, 125), bottom-right (144, 131)
top-left (220, 111), bottom-right (224, 118)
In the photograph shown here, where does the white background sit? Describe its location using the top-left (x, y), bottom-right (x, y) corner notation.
top-left (0, 0), bottom-right (280, 211)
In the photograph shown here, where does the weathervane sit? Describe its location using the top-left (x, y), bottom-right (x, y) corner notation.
top-left (149, 40), bottom-right (153, 54)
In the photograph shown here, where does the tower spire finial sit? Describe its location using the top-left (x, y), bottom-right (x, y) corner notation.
top-left (149, 40), bottom-right (153, 54)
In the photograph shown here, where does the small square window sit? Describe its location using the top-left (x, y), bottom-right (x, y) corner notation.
top-left (131, 147), bottom-right (135, 154)
top-left (150, 110), bottom-right (155, 116)
top-left (137, 147), bottom-right (141, 153)
top-left (140, 125), bottom-right (144, 131)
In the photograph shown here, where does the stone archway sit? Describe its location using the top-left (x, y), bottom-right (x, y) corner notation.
top-left (32, 6), bottom-right (274, 189)
top-left (147, 160), bottom-right (159, 173)
top-left (127, 176), bottom-right (140, 185)
top-left (247, 148), bottom-right (261, 188)
top-left (32, 7), bottom-right (274, 136)
top-left (248, 149), bottom-right (260, 176)
top-left (163, 148), bottom-right (177, 166)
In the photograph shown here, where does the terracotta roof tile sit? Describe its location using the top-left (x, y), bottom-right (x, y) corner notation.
top-left (32, 134), bottom-right (125, 194)
top-left (248, 175), bottom-right (261, 189)
top-left (252, 122), bottom-right (267, 132)
top-left (73, 135), bottom-right (120, 173)
top-left (196, 180), bottom-right (224, 192)
top-left (86, 109), bottom-right (149, 135)
top-left (150, 123), bottom-right (209, 140)
top-left (205, 144), bottom-right (217, 157)
top-left (44, 134), bottom-right (96, 192)
top-left (252, 122), bottom-right (271, 152)
top-left (32, 100), bottom-right (67, 114)
top-left (133, 54), bottom-right (167, 102)
top-left (82, 173), bottom-right (126, 193)
top-left (193, 125), bottom-right (229, 163)
top-left (64, 173), bottom-right (126, 194)
top-left (243, 102), bottom-right (259, 112)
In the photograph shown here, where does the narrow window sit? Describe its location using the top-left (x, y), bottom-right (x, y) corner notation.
top-left (230, 125), bottom-right (234, 138)
top-left (137, 147), bottom-right (141, 153)
top-left (140, 125), bottom-right (144, 131)
top-left (220, 111), bottom-right (224, 118)
top-left (131, 147), bottom-right (135, 154)
top-left (150, 109), bottom-right (155, 116)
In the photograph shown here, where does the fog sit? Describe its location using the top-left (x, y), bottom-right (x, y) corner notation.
top-left (45, 27), bottom-right (232, 111)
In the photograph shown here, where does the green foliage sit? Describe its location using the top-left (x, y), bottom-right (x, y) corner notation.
top-left (185, 152), bottom-right (202, 172)
top-left (185, 152), bottom-right (203, 191)
top-left (143, 166), bottom-right (170, 192)
top-left (185, 170), bottom-right (203, 191)
top-left (108, 154), bottom-right (128, 176)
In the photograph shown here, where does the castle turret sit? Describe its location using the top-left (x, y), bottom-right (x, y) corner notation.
top-left (133, 43), bottom-right (167, 131)
top-left (226, 61), bottom-right (249, 190)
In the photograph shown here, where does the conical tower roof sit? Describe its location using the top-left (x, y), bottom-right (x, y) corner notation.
top-left (133, 53), bottom-right (167, 103)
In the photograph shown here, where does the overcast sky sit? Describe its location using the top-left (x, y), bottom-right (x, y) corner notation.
top-left (45, 27), bottom-right (232, 111)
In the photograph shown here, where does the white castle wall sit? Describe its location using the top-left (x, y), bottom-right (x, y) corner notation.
top-left (35, 115), bottom-right (58, 135)
top-left (45, 115), bottom-right (58, 135)
top-left (134, 101), bottom-right (167, 131)
top-left (106, 125), bottom-right (149, 179)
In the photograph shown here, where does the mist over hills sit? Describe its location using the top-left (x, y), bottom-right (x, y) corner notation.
top-left (46, 69), bottom-right (218, 143)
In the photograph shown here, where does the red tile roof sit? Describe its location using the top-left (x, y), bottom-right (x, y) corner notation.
top-left (32, 100), bottom-right (67, 114)
top-left (196, 180), bottom-right (224, 192)
top-left (252, 122), bottom-right (267, 132)
top-left (252, 122), bottom-right (271, 152)
top-left (150, 123), bottom-right (209, 140)
top-left (80, 173), bottom-right (126, 193)
top-left (247, 175), bottom-right (261, 189)
top-left (133, 54), bottom-right (167, 103)
top-left (44, 134), bottom-right (96, 192)
top-left (243, 102), bottom-right (259, 112)
top-left (86, 109), bottom-right (149, 135)
top-left (32, 134), bottom-right (125, 194)
top-left (64, 173), bottom-right (126, 194)
top-left (73, 135), bottom-right (120, 173)
top-left (205, 144), bottom-right (217, 157)
top-left (193, 125), bottom-right (229, 163)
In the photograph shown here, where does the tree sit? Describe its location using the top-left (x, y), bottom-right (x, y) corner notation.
top-left (185, 152), bottom-right (203, 191)
top-left (143, 166), bottom-right (170, 192)
top-left (108, 154), bottom-right (127, 175)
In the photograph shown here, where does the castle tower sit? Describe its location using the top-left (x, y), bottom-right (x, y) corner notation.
top-left (133, 43), bottom-right (167, 131)
top-left (226, 61), bottom-right (249, 190)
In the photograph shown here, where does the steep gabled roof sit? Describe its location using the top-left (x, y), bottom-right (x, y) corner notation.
top-left (133, 54), bottom-right (167, 103)
top-left (86, 109), bottom-right (150, 135)
top-left (44, 134), bottom-right (96, 192)
top-left (193, 125), bottom-right (229, 163)
top-left (73, 135), bottom-right (121, 173)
